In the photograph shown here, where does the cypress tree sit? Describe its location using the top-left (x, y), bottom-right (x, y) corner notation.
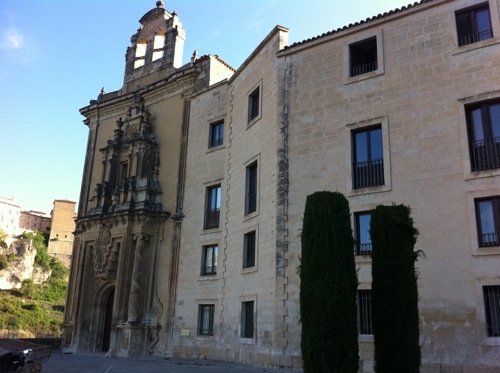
top-left (370, 204), bottom-right (421, 373)
top-left (300, 191), bottom-right (359, 373)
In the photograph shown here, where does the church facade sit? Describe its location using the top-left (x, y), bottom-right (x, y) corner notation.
top-left (64, 0), bottom-right (500, 371)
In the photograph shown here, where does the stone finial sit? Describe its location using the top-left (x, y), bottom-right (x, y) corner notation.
top-left (191, 50), bottom-right (198, 63)
top-left (156, 0), bottom-right (164, 8)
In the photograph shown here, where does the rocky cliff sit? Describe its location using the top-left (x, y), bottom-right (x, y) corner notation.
top-left (0, 239), bottom-right (51, 290)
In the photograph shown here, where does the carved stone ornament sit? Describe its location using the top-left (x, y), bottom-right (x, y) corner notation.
top-left (94, 224), bottom-right (112, 272)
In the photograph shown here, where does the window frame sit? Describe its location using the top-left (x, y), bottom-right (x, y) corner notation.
top-left (209, 120), bottom-right (224, 148)
top-left (466, 100), bottom-right (500, 172)
top-left (245, 161), bottom-right (258, 215)
top-left (352, 125), bottom-right (385, 189)
top-left (201, 244), bottom-right (218, 275)
top-left (248, 87), bottom-right (260, 122)
top-left (475, 196), bottom-right (500, 247)
top-left (204, 185), bottom-right (221, 229)
top-left (243, 231), bottom-right (256, 268)
top-left (483, 285), bottom-right (500, 337)
top-left (455, 3), bottom-right (493, 47)
top-left (355, 211), bottom-right (372, 255)
top-left (241, 301), bottom-right (255, 339)
top-left (198, 304), bottom-right (215, 336)
top-left (349, 37), bottom-right (378, 77)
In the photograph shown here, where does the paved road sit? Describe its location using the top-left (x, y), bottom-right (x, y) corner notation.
top-left (40, 350), bottom-right (303, 373)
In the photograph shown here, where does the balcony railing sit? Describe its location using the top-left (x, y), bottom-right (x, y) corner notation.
top-left (458, 29), bottom-right (493, 46)
top-left (470, 137), bottom-right (500, 171)
top-left (479, 232), bottom-right (499, 247)
top-left (351, 61), bottom-right (378, 77)
top-left (356, 243), bottom-right (372, 255)
top-left (353, 159), bottom-right (384, 189)
top-left (204, 208), bottom-right (220, 229)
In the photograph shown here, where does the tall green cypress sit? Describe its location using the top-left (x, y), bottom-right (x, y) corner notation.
top-left (371, 204), bottom-right (421, 373)
top-left (300, 191), bottom-right (359, 373)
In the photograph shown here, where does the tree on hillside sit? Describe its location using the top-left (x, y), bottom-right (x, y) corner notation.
top-left (0, 228), bottom-right (8, 248)
top-left (300, 191), bottom-right (359, 373)
top-left (370, 204), bottom-right (421, 373)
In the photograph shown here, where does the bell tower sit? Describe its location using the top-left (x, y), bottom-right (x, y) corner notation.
top-left (124, 1), bottom-right (185, 85)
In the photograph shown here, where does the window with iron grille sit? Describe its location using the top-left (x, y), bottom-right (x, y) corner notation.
top-left (466, 101), bottom-right (500, 171)
top-left (209, 121), bottom-right (224, 148)
top-left (204, 185), bottom-right (221, 229)
top-left (243, 231), bottom-right (256, 268)
top-left (355, 212), bottom-right (372, 255)
top-left (352, 126), bottom-right (384, 189)
top-left (201, 245), bottom-right (218, 275)
top-left (248, 87), bottom-right (260, 122)
top-left (475, 197), bottom-right (500, 247)
top-left (198, 304), bottom-right (215, 336)
top-left (483, 286), bottom-right (500, 337)
top-left (357, 290), bottom-right (373, 335)
top-left (456, 4), bottom-right (493, 46)
top-left (245, 162), bottom-right (258, 214)
top-left (350, 37), bottom-right (377, 77)
top-left (241, 301), bottom-right (254, 338)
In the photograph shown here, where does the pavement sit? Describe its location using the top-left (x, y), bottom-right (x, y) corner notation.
top-left (40, 350), bottom-right (304, 373)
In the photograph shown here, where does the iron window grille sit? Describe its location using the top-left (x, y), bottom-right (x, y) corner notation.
top-left (201, 245), bottom-right (218, 275)
top-left (241, 301), bottom-right (254, 338)
top-left (456, 4), bottom-right (493, 46)
top-left (209, 121), bottom-right (224, 147)
top-left (350, 37), bottom-right (378, 77)
top-left (198, 304), bottom-right (215, 336)
top-left (475, 197), bottom-right (500, 247)
top-left (466, 101), bottom-right (500, 172)
top-left (357, 290), bottom-right (373, 335)
top-left (355, 212), bottom-right (372, 255)
top-left (352, 126), bottom-right (384, 189)
top-left (204, 185), bottom-right (221, 229)
top-left (483, 286), bottom-right (500, 337)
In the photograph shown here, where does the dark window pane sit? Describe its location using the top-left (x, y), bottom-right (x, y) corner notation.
top-left (356, 212), bottom-right (372, 255)
top-left (484, 286), bottom-right (500, 337)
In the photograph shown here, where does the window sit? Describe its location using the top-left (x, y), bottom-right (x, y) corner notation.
top-left (152, 31), bottom-right (165, 61)
top-left (119, 162), bottom-right (129, 183)
top-left (350, 37), bottom-right (377, 77)
top-left (352, 126), bottom-right (384, 189)
top-left (201, 245), bottom-right (218, 275)
top-left (483, 286), bottom-right (500, 337)
top-left (241, 301), bottom-right (254, 338)
top-left (204, 185), bottom-right (221, 229)
top-left (456, 4), bottom-right (493, 46)
top-left (198, 304), bottom-right (215, 336)
top-left (245, 162), bottom-right (258, 214)
top-left (355, 212), bottom-right (372, 255)
top-left (243, 231), bottom-right (256, 268)
top-left (134, 38), bottom-right (147, 69)
top-left (248, 87), bottom-right (260, 122)
top-left (467, 101), bottom-right (500, 171)
top-left (475, 197), bottom-right (500, 246)
top-left (209, 121), bottom-right (224, 148)
top-left (357, 290), bottom-right (373, 335)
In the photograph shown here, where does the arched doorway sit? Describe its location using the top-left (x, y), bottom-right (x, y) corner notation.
top-left (102, 289), bottom-right (114, 352)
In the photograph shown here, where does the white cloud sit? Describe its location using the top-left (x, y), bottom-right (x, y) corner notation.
top-left (1, 28), bottom-right (24, 50)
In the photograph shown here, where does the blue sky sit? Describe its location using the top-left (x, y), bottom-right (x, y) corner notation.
top-left (0, 0), bottom-right (412, 215)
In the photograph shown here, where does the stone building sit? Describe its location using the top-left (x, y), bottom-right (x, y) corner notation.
top-left (0, 196), bottom-right (21, 237)
top-left (47, 200), bottom-right (76, 266)
top-left (19, 210), bottom-right (51, 235)
top-left (64, 0), bottom-right (500, 371)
